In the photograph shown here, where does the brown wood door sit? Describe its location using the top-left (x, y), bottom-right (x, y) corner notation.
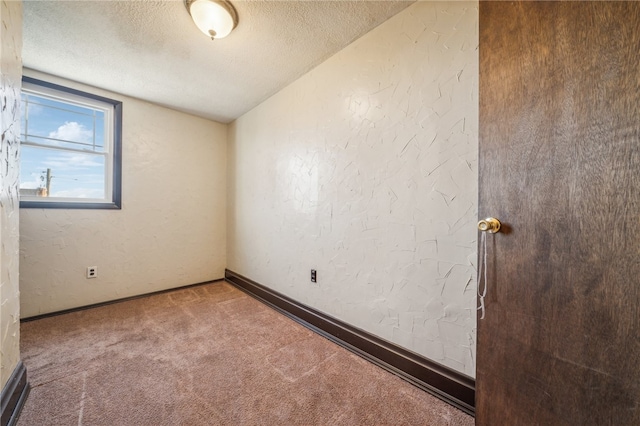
top-left (477, 2), bottom-right (640, 424)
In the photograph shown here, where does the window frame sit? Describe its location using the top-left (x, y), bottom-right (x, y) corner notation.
top-left (19, 76), bottom-right (123, 210)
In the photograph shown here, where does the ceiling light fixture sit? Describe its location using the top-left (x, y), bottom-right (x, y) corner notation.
top-left (185, 0), bottom-right (238, 40)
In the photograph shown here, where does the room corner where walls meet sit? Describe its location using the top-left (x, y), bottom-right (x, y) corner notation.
top-left (227, 1), bottom-right (479, 377)
top-left (18, 70), bottom-right (228, 318)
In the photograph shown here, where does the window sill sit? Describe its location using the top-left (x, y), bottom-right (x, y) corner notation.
top-left (19, 200), bottom-right (121, 210)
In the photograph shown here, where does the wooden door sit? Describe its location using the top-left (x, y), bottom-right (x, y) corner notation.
top-left (477, 2), bottom-right (640, 424)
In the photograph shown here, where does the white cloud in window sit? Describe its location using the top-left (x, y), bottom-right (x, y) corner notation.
top-left (19, 179), bottom-right (41, 190)
top-left (43, 153), bottom-right (103, 170)
top-left (49, 121), bottom-right (92, 143)
top-left (51, 187), bottom-right (104, 199)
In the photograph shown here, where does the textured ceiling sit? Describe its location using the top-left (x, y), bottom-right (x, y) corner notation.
top-left (23, 0), bottom-right (414, 123)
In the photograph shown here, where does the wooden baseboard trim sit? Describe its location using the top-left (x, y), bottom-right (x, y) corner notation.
top-left (21, 279), bottom-right (225, 322)
top-left (1, 361), bottom-right (30, 426)
top-left (225, 269), bottom-right (475, 415)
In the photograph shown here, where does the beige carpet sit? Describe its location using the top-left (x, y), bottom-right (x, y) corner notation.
top-left (18, 281), bottom-right (474, 425)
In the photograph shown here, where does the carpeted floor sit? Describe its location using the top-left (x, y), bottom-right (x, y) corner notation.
top-left (18, 281), bottom-right (474, 425)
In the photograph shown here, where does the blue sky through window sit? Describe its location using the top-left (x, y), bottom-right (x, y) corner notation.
top-left (20, 92), bottom-right (107, 199)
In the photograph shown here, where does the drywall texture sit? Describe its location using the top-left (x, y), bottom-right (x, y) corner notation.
top-left (228, 1), bottom-right (478, 376)
top-left (20, 70), bottom-right (227, 318)
top-left (1, 0), bottom-right (22, 388)
top-left (23, 1), bottom-right (412, 122)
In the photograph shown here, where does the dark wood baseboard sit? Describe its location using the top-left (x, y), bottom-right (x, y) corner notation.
top-left (1, 361), bottom-right (29, 426)
top-left (21, 279), bottom-right (224, 322)
top-left (225, 269), bottom-right (475, 415)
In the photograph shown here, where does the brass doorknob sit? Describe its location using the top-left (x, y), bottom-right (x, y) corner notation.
top-left (478, 217), bottom-right (501, 233)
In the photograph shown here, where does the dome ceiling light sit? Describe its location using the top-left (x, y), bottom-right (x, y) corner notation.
top-left (185, 0), bottom-right (238, 40)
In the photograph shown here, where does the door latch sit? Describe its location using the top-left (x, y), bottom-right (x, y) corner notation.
top-left (478, 217), bottom-right (501, 233)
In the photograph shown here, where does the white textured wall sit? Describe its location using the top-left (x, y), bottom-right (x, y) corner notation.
top-left (1, 0), bottom-right (22, 388)
top-left (20, 70), bottom-right (227, 318)
top-left (228, 1), bottom-right (478, 376)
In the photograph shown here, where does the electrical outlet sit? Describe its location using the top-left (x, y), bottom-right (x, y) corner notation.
top-left (311, 269), bottom-right (317, 283)
top-left (86, 266), bottom-right (98, 279)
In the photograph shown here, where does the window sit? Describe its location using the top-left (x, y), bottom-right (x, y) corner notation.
top-left (20, 77), bottom-right (122, 209)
